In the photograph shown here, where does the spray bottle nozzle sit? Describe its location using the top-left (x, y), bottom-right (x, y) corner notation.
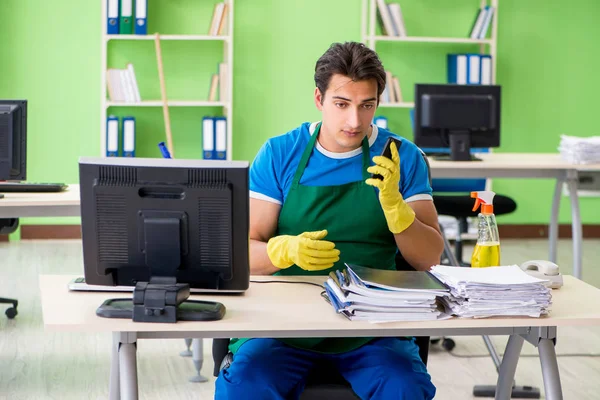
top-left (471, 191), bottom-right (496, 214)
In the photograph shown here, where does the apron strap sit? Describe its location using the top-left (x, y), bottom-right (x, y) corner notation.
top-left (292, 122), bottom-right (372, 186)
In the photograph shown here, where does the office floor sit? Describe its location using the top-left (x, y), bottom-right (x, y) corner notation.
top-left (1, 239), bottom-right (600, 400)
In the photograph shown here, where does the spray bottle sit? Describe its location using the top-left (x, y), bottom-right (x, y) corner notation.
top-left (470, 191), bottom-right (501, 268)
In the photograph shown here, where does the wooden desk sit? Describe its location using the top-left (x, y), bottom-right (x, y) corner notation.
top-left (40, 274), bottom-right (600, 400)
top-left (428, 153), bottom-right (600, 280)
top-left (0, 184), bottom-right (80, 218)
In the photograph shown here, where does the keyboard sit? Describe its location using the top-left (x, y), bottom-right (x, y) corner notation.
top-left (0, 182), bottom-right (68, 193)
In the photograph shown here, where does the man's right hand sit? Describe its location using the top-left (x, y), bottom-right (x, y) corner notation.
top-left (266, 230), bottom-right (340, 271)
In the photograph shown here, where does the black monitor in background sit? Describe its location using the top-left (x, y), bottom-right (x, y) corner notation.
top-left (79, 157), bottom-right (250, 323)
top-left (0, 100), bottom-right (27, 198)
top-left (414, 84), bottom-right (501, 161)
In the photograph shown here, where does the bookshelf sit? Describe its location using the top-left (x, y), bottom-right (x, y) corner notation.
top-left (100, 0), bottom-right (234, 160)
top-left (362, 0), bottom-right (498, 108)
top-left (106, 34), bottom-right (231, 42)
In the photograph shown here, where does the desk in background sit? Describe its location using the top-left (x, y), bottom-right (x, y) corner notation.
top-left (0, 184), bottom-right (80, 218)
top-left (428, 153), bottom-right (600, 280)
top-left (40, 274), bottom-right (600, 400)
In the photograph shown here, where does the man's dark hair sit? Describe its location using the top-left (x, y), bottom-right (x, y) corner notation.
top-left (314, 42), bottom-right (386, 104)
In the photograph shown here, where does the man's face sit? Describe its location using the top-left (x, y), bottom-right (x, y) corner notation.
top-left (314, 74), bottom-right (378, 153)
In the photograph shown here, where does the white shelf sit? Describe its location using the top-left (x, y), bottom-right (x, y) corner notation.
top-left (106, 100), bottom-right (230, 108)
top-left (369, 36), bottom-right (492, 45)
top-left (378, 102), bottom-right (414, 108)
top-left (100, 0), bottom-right (235, 160)
top-left (105, 34), bottom-right (230, 42)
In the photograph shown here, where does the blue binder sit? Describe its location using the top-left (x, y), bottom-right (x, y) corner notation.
top-left (134, 0), bottom-right (148, 35)
top-left (373, 116), bottom-right (388, 130)
top-left (447, 54), bottom-right (467, 84)
top-left (122, 116), bottom-right (136, 157)
top-left (448, 54), bottom-right (481, 84)
top-left (202, 117), bottom-right (216, 159)
top-left (214, 117), bottom-right (227, 160)
top-left (107, 0), bottom-right (120, 34)
top-left (106, 115), bottom-right (119, 157)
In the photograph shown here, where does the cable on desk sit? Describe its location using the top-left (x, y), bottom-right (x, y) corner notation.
top-left (249, 279), bottom-right (324, 289)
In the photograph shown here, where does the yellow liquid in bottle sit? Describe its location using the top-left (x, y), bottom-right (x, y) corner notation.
top-left (471, 242), bottom-right (501, 268)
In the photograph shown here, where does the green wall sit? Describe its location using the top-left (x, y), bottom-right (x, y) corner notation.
top-left (1, 0), bottom-right (599, 226)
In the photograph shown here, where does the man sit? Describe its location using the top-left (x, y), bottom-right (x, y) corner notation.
top-left (216, 41), bottom-right (443, 400)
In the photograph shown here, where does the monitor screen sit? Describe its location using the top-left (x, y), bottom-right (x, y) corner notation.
top-left (414, 84), bottom-right (501, 161)
top-left (79, 157), bottom-right (250, 293)
top-left (0, 100), bottom-right (27, 180)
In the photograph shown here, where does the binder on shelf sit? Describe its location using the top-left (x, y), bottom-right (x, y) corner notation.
top-left (106, 116), bottom-right (119, 157)
top-left (208, 74), bottom-right (219, 102)
top-left (122, 117), bottom-right (136, 157)
top-left (127, 63), bottom-right (142, 102)
top-left (134, 0), bottom-right (148, 35)
top-left (376, 0), bottom-right (397, 36)
top-left (120, 0), bottom-right (133, 35)
top-left (373, 116), bottom-right (388, 130)
top-left (107, 0), bottom-right (120, 34)
top-left (467, 54), bottom-right (481, 84)
top-left (469, 6), bottom-right (488, 39)
top-left (214, 117), bottom-right (227, 160)
top-left (478, 7), bottom-right (495, 39)
top-left (388, 3), bottom-right (407, 37)
top-left (209, 2), bottom-right (225, 36)
top-left (202, 117), bottom-right (215, 159)
top-left (480, 55), bottom-right (492, 85)
top-left (447, 54), bottom-right (468, 84)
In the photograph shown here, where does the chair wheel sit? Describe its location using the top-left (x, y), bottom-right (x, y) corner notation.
top-left (5, 307), bottom-right (17, 319)
top-left (442, 338), bottom-right (455, 351)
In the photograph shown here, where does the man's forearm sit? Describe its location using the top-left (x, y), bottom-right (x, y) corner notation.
top-left (393, 219), bottom-right (443, 271)
top-left (250, 239), bottom-right (280, 275)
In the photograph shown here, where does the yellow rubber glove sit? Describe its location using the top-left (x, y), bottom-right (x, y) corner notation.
top-left (267, 230), bottom-right (341, 271)
top-left (365, 141), bottom-right (416, 234)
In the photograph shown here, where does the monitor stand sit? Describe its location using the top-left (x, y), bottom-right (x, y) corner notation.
top-left (95, 277), bottom-right (226, 323)
top-left (432, 131), bottom-right (483, 162)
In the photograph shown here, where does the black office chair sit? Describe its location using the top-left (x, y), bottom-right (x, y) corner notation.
top-left (433, 195), bottom-right (516, 265)
top-left (0, 218), bottom-right (19, 319)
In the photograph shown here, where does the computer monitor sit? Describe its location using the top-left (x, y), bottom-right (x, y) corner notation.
top-left (414, 84), bottom-right (501, 161)
top-left (79, 156), bottom-right (250, 323)
top-left (0, 100), bottom-right (27, 197)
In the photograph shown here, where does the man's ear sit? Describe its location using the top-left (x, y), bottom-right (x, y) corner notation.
top-left (314, 87), bottom-right (324, 111)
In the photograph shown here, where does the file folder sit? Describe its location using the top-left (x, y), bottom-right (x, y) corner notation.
top-left (134, 0), bottom-right (147, 35)
top-left (122, 116), bottom-right (136, 157)
top-left (106, 116), bottom-right (119, 157)
top-left (480, 55), bottom-right (492, 85)
top-left (447, 54), bottom-right (467, 84)
top-left (373, 116), bottom-right (388, 130)
top-left (120, 0), bottom-right (133, 35)
top-left (214, 117), bottom-right (227, 160)
top-left (202, 117), bottom-right (215, 159)
top-left (107, 0), bottom-right (120, 34)
top-left (467, 54), bottom-right (481, 84)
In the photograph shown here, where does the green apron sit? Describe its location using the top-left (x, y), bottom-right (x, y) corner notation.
top-left (230, 123), bottom-right (399, 354)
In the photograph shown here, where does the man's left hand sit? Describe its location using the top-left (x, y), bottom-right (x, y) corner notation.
top-left (365, 141), bottom-right (416, 234)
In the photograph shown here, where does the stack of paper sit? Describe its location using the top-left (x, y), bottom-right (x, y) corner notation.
top-left (558, 135), bottom-right (600, 164)
top-left (323, 264), bottom-right (451, 322)
top-left (429, 265), bottom-right (552, 318)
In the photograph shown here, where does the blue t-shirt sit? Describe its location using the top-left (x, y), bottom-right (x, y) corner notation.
top-left (250, 122), bottom-right (433, 205)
